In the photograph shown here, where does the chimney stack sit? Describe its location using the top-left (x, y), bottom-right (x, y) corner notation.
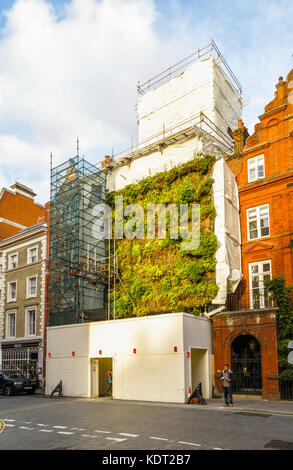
top-left (232, 119), bottom-right (249, 154)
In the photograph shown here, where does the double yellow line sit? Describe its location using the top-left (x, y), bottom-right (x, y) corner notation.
top-left (0, 418), bottom-right (5, 434)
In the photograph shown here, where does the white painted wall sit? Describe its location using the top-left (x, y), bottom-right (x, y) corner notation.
top-left (183, 315), bottom-right (213, 398)
top-left (46, 323), bottom-right (90, 397)
top-left (46, 313), bottom-right (213, 403)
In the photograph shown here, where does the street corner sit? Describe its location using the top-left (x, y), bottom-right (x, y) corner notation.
top-left (0, 418), bottom-right (5, 435)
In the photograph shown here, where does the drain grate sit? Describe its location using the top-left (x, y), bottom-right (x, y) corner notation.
top-left (264, 440), bottom-right (293, 450)
top-left (234, 412), bottom-right (271, 418)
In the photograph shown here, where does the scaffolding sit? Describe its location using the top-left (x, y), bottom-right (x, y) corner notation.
top-left (137, 39), bottom-right (242, 96)
top-left (99, 111), bottom-right (234, 172)
top-left (49, 156), bottom-right (108, 326)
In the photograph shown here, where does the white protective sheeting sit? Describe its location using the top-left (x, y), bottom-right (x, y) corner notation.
top-left (212, 157), bottom-right (242, 304)
top-left (137, 55), bottom-right (241, 143)
top-left (106, 136), bottom-right (203, 192)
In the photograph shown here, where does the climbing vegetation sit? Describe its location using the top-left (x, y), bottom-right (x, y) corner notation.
top-left (264, 277), bottom-right (293, 377)
top-left (106, 154), bottom-right (219, 318)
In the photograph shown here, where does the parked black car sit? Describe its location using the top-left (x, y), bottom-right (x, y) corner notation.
top-left (0, 371), bottom-right (37, 396)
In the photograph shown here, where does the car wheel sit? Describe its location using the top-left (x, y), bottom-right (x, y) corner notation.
top-left (27, 389), bottom-right (36, 395)
top-left (4, 385), bottom-right (13, 396)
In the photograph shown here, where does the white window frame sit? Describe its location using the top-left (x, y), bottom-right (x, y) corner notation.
top-left (247, 204), bottom-right (270, 241)
top-left (26, 275), bottom-right (38, 299)
top-left (249, 260), bottom-right (272, 309)
top-left (6, 310), bottom-right (16, 338)
top-left (7, 280), bottom-right (17, 302)
top-left (8, 253), bottom-right (18, 270)
top-left (27, 245), bottom-right (38, 264)
top-left (25, 307), bottom-right (37, 337)
top-left (247, 154), bottom-right (265, 182)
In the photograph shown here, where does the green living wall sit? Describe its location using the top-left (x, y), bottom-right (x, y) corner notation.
top-left (106, 154), bottom-right (219, 318)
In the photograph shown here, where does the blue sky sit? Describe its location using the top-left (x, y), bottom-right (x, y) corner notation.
top-left (0, 0), bottom-right (292, 203)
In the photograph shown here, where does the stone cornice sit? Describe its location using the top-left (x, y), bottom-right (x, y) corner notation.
top-left (215, 307), bottom-right (278, 320)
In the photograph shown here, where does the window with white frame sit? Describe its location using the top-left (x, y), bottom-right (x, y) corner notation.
top-left (8, 253), bottom-right (18, 269)
top-left (247, 204), bottom-right (270, 240)
top-left (6, 311), bottom-right (16, 338)
top-left (248, 155), bottom-right (265, 182)
top-left (26, 308), bottom-right (36, 336)
top-left (7, 281), bottom-right (17, 302)
top-left (27, 246), bottom-right (38, 264)
top-left (27, 276), bottom-right (37, 298)
top-left (249, 260), bottom-right (272, 309)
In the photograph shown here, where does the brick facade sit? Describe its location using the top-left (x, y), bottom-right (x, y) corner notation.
top-left (0, 183), bottom-right (45, 241)
top-left (215, 68), bottom-right (293, 399)
top-left (213, 309), bottom-right (280, 400)
top-left (226, 68), bottom-right (293, 292)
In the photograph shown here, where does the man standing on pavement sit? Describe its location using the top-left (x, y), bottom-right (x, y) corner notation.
top-left (221, 364), bottom-right (234, 406)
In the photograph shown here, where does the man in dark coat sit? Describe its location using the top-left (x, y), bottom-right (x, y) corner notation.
top-left (221, 364), bottom-right (234, 406)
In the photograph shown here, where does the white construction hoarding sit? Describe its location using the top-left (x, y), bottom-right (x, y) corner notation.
top-left (46, 313), bottom-right (213, 403)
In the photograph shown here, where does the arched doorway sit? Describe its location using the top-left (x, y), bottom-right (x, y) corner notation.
top-left (231, 335), bottom-right (262, 395)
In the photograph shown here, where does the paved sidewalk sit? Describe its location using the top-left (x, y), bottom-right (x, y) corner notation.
top-left (36, 388), bottom-right (293, 416)
top-left (185, 398), bottom-right (293, 416)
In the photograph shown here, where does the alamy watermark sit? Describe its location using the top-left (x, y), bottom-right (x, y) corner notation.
top-left (92, 196), bottom-right (200, 250)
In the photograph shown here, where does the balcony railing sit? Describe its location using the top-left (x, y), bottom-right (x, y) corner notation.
top-left (279, 377), bottom-right (293, 400)
top-left (226, 288), bottom-right (274, 312)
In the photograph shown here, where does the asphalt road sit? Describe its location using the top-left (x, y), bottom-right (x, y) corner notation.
top-left (0, 394), bottom-right (293, 451)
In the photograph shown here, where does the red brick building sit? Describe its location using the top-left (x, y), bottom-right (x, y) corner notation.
top-left (213, 68), bottom-right (293, 400)
top-left (0, 182), bottom-right (45, 241)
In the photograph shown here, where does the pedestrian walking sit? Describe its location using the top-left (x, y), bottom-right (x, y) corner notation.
top-left (107, 370), bottom-right (112, 396)
top-left (221, 364), bottom-right (234, 406)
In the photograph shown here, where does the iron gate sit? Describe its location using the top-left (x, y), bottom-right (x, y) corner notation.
top-left (231, 335), bottom-right (262, 395)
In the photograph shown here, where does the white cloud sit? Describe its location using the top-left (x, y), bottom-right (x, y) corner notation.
top-left (0, 0), bottom-right (182, 202)
top-left (0, 0), bottom-right (292, 204)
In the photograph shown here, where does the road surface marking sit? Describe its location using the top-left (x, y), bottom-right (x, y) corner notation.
top-left (54, 426), bottom-right (68, 429)
top-left (178, 441), bottom-right (201, 447)
top-left (119, 433), bottom-right (139, 438)
top-left (214, 447), bottom-right (223, 450)
top-left (95, 430), bottom-right (111, 434)
top-left (39, 429), bottom-right (54, 433)
top-left (150, 437), bottom-right (169, 441)
top-left (5, 424), bottom-right (15, 427)
top-left (4, 419), bottom-right (15, 422)
top-left (106, 437), bottom-right (127, 442)
top-left (19, 426), bottom-right (34, 430)
top-left (37, 424), bottom-right (49, 427)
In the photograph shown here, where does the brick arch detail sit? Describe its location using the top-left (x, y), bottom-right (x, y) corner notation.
top-left (223, 329), bottom-right (264, 353)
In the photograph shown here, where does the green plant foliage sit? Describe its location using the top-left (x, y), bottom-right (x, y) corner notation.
top-left (107, 154), bottom-right (219, 318)
top-left (264, 276), bottom-right (293, 377)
